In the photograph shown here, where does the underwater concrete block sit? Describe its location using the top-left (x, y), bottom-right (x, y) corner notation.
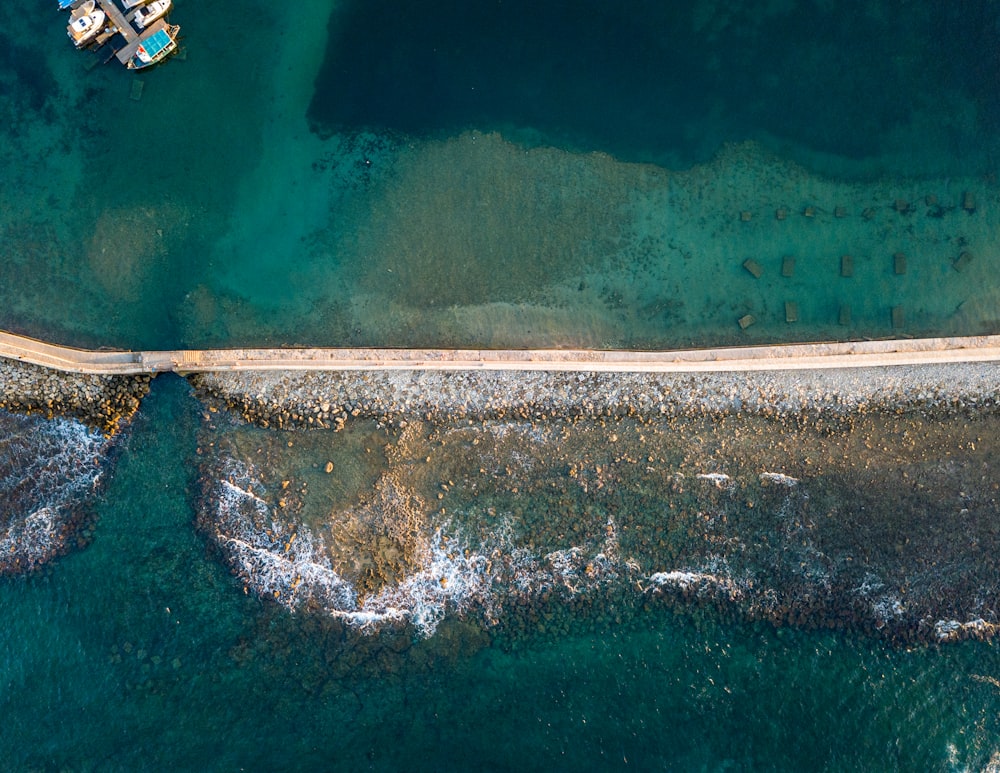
top-left (781, 256), bottom-right (795, 277)
top-left (743, 259), bottom-right (763, 279)
top-left (129, 80), bottom-right (144, 101)
top-left (893, 252), bottom-right (907, 275)
top-left (737, 314), bottom-right (756, 330)
top-left (838, 305), bottom-right (851, 326)
top-left (784, 301), bottom-right (798, 323)
top-left (892, 306), bottom-right (905, 328)
top-left (953, 251), bottom-right (972, 272)
top-left (840, 255), bottom-right (853, 277)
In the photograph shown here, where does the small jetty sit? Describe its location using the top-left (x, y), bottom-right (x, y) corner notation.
top-left (59, 0), bottom-right (181, 70)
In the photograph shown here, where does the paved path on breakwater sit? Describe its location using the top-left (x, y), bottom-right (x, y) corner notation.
top-left (1, 330), bottom-right (1000, 376)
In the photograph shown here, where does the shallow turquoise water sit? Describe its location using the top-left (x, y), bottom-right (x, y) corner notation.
top-left (3, 1), bottom-right (1000, 768)
top-left (2, 1), bottom-right (999, 349)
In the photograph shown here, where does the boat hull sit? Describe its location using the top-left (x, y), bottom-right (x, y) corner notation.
top-left (135, 0), bottom-right (171, 29)
top-left (127, 23), bottom-right (180, 69)
top-left (67, 9), bottom-right (106, 48)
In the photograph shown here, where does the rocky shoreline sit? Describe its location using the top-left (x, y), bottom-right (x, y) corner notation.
top-left (0, 358), bottom-right (150, 435)
top-left (189, 362), bottom-right (1000, 430)
top-left (192, 363), bottom-right (1000, 647)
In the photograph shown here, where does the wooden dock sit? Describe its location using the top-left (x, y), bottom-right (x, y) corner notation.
top-left (0, 330), bottom-right (999, 376)
top-left (93, 0), bottom-right (169, 65)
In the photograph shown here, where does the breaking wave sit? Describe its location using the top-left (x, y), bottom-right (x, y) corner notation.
top-left (0, 413), bottom-right (115, 574)
top-left (203, 456), bottom-right (629, 637)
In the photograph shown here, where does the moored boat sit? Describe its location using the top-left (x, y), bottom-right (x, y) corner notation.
top-left (60, 0), bottom-right (183, 70)
top-left (127, 22), bottom-right (180, 69)
top-left (66, 0), bottom-right (106, 48)
top-left (134, 0), bottom-right (171, 30)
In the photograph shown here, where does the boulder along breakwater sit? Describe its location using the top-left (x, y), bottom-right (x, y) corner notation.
top-left (0, 357), bottom-right (150, 435)
top-left (192, 364), bottom-right (1000, 645)
top-left (189, 364), bottom-right (1000, 429)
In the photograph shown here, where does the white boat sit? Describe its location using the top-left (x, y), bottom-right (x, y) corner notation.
top-left (128, 22), bottom-right (180, 69)
top-left (66, 0), bottom-right (106, 48)
top-left (134, 0), bottom-right (171, 29)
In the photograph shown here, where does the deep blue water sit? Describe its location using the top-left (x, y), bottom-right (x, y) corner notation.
top-left (311, 0), bottom-right (1000, 167)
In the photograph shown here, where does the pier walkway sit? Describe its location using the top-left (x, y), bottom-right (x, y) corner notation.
top-left (0, 331), bottom-right (999, 376)
top-left (94, 0), bottom-right (169, 65)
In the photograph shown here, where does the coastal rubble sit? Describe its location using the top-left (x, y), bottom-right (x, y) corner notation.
top-left (0, 357), bottom-right (150, 435)
top-left (189, 362), bottom-right (1000, 430)
top-left (0, 357), bottom-right (144, 575)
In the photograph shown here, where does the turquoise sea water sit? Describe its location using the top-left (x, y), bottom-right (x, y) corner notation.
top-left (2, 0), bottom-right (1000, 349)
top-left (3, 1), bottom-right (1000, 769)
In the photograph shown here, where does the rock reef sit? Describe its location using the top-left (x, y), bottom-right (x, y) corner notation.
top-left (192, 363), bottom-right (1000, 646)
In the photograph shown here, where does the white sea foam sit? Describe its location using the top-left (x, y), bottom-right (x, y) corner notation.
top-left (871, 596), bottom-right (905, 623)
top-left (648, 554), bottom-right (746, 601)
top-left (649, 570), bottom-right (715, 588)
top-left (851, 573), bottom-right (905, 623)
top-left (208, 457), bottom-right (634, 637)
top-left (0, 417), bottom-right (106, 501)
top-left (934, 618), bottom-right (998, 642)
top-left (696, 472), bottom-right (731, 488)
top-left (211, 458), bottom-right (358, 612)
top-left (760, 472), bottom-right (799, 487)
top-left (356, 530), bottom-right (496, 636)
top-left (212, 476), bottom-right (499, 636)
top-left (0, 508), bottom-right (59, 569)
top-left (0, 416), bottom-right (111, 572)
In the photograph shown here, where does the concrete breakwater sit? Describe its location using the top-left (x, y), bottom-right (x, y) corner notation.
top-left (0, 326), bottom-right (995, 429)
top-left (0, 358), bottom-right (150, 435)
top-left (1, 330), bottom-right (1000, 376)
